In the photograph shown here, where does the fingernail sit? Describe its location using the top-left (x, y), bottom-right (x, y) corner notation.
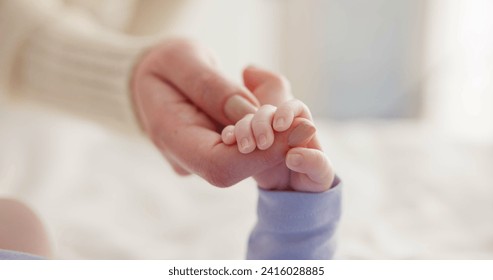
top-left (288, 121), bottom-right (316, 146)
top-left (240, 138), bottom-right (251, 151)
top-left (224, 95), bottom-right (258, 123)
top-left (274, 118), bottom-right (285, 131)
top-left (287, 153), bottom-right (303, 167)
top-left (258, 134), bottom-right (267, 149)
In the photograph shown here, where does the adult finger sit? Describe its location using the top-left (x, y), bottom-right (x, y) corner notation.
top-left (133, 72), bottom-right (273, 186)
top-left (132, 73), bottom-right (210, 177)
top-left (242, 65), bottom-right (293, 105)
top-left (148, 39), bottom-right (260, 125)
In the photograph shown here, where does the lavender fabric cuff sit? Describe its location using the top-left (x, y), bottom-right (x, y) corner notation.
top-left (256, 185), bottom-right (342, 232)
top-left (247, 181), bottom-right (342, 260)
top-left (0, 249), bottom-right (43, 260)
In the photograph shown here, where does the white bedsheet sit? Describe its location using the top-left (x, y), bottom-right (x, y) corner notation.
top-left (1, 104), bottom-right (492, 259)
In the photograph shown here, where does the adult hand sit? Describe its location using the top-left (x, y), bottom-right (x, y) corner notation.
top-left (131, 38), bottom-right (310, 187)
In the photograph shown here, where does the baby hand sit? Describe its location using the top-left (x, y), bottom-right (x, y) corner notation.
top-left (221, 100), bottom-right (312, 152)
top-left (221, 100), bottom-right (335, 192)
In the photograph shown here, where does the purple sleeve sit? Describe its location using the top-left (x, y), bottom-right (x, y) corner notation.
top-left (247, 181), bottom-right (342, 260)
top-left (0, 249), bottom-right (43, 260)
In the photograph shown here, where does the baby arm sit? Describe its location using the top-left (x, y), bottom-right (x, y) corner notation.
top-left (221, 100), bottom-right (341, 259)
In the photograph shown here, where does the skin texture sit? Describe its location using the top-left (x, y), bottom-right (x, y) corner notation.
top-left (132, 38), bottom-right (334, 191)
top-left (227, 67), bottom-right (335, 192)
top-left (221, 101), bottom-right (333, 192)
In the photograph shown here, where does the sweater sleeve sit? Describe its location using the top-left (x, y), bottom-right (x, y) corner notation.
top-left (0, 0), bottom-right (153, 132)
top-left (247, 182), bottom-right (342, 260)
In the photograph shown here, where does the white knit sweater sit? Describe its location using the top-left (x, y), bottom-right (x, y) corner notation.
top-left (0, 0), bottom-right (281, 133)
top-left (0, 0), bottom-right (160, 132)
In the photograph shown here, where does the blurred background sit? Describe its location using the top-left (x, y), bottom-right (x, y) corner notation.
top-left (0, 0), bottom-right (492, 259)
top-left (142, 0), bottom-right (493, 142)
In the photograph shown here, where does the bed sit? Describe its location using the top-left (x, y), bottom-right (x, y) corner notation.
top-left (1, 104), bottom-right (492, 259)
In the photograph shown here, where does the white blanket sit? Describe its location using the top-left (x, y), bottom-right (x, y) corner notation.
top-left (1, 104), bottom-right (492, 259)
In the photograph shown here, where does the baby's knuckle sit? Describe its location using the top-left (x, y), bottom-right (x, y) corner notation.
top-left (314, 153), bottom-right (334, 180)
top-left (236, 114), bottom-right (254, 127)
top-left (259, 104), bottom-right (276, 112)
top-left (252, 118), bottom-right (269, 129)
top-left (282, 98), bottom-right (297, 108)
top-left (278, 99), bottom-right (295, 110)
top-left (313, 151), bottom-right (326, 166)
